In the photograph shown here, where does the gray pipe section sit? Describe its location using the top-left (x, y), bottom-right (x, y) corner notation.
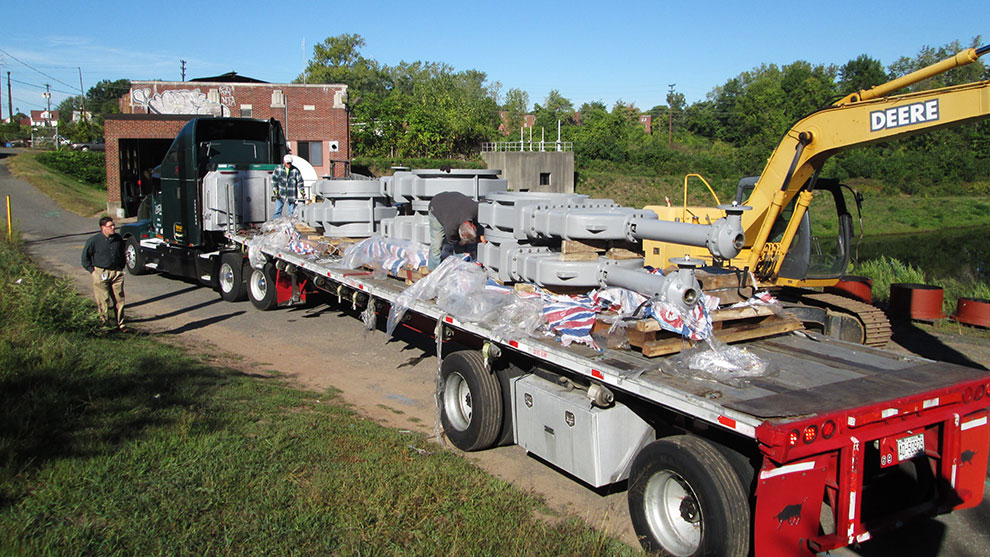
top-left (628, 208), bottom-right (746, 261)
top-left (598, 264), bottom-right (702, 314)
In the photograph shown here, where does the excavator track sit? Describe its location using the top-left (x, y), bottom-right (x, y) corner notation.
top-left (798, 292), bottom-right (892, 348)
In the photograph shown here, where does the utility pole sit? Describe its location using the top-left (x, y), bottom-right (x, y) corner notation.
top-left (78, 67), bottom-right (86, 117)
top-left (668, 83), bottom-right (676, 149)
top-left (180, 60), bottom-right (187, 82)
top-left (7, 72), bottom-right (12, 122)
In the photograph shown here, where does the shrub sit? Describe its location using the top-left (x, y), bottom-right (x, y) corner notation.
top-left (855, 256), bottom-right (927, 306)
top-left (35, 151), bottom-right (106, 187)
top-left (351, 156), bottom-right (485, 177)
top-left (0, 236), bottom-right (100, 335)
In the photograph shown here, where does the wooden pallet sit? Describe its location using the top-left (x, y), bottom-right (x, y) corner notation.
top-left (613, 304), bottom-right (803, 357)
top-left (560, 240), bottom-right (643, 262)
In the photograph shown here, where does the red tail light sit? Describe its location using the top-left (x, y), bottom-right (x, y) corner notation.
top-left (803, 425), bottom-right (819, 444)
top-left (821, 419), bottom-right (836, 439)
top-left (789, 429), bottom-right (800, 446)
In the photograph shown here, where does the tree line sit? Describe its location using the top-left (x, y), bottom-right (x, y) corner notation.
top-left (0, 78), bottom-right (130, 145)
top-left (301, 34), bottom-right (989, 194)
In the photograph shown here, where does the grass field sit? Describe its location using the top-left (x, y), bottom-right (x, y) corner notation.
top-left (7, 151), bottom-right (107, 217)
top-left (0, 233), bottom-right (636, 555)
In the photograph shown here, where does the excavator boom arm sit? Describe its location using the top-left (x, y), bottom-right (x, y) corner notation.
top-left (743, 49), bottom-right (989, 268)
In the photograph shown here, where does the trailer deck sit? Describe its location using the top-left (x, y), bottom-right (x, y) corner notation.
top-left (233, 230), bottom-right (990, 439)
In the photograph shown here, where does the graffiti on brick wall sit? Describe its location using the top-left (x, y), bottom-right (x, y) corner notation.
top-left (219, 85), bottom-right (235, 107)
top-left (132, 88), bottom-right (230, 116)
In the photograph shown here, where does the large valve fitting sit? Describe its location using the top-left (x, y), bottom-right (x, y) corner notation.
top-left (598, 256), bottom-right (704, 315)
top-left (707, 203), bottom-right (751, 261)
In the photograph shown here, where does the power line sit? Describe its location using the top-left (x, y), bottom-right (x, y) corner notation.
top-left (9, 95), bottom-right (46, 110)
top-left (9, 77), bottom-right (76, 96)
top-left (0, 48), bottom-right (79, 91)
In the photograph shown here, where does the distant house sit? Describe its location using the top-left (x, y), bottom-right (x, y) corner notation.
top-left (498, 111), bottom-right (536, 135)
top-left (639, 115), bottom-right (652, 134)
top-left (72, 110), bottom-right (94, 123)
top-left (30, 110), bottom-right (59, 127)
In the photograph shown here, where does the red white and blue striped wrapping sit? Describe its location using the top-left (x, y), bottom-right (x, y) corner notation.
top-left (730, 290), bottom-right (778, 308)
top-left (343, 236), bottom-right (428, 274)
top-left (646, 293), bottom-right (720, 341)
top-left (537, 290), bottom-right (601, 350)
top-left (590, 287), bottom-right (649, 315)
top-left (287, 236), bottom-right (318, 256)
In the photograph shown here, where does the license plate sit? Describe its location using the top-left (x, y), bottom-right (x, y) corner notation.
top-left (896, 433), bottom-right (925, 462)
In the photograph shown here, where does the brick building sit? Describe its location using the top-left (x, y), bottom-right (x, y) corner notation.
top-left (104, 76), bottom-right (348, 217)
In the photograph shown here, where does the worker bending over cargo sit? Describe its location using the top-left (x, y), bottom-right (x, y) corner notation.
top-left (272, 154), bottom-right (303, 218)
top-left (428, 191), bottom-right (480, 270)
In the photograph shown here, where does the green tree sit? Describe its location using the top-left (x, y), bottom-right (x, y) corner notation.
top-left (86, 79), bottom-right (130, 123)
top-left (300, 34), bottom-right (385, 101)
top-left (501, 88), bottom-right (529, 136)
top-left (533, 90), bottom-right (575, 140)
top-left (887, 37), bottom-right (985, 91)
top-left (56, 95), bottom-right (86, 126)
top-left (838, 54), bottom-right (888, 95)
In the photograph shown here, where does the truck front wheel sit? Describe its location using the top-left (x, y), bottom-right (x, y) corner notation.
top-left (248, 263), bottom-right (278, 311)
top-left (628, 436), bottom-right (750, 556)
top-left (218, 252), bottom-right (247, 302)
top-left (124, 236), bottom-right (149, 275)
top-left (439, 350), bottom-right (502, 452)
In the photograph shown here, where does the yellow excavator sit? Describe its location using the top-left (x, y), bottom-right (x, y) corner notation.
top-left (644, 44), bottom-right (990, 347)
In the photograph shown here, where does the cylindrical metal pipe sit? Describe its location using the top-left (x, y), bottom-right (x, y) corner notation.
top-left (630, 206), bottom-right (746, 261)
top-left (598, 264), bottom-right (701, 313)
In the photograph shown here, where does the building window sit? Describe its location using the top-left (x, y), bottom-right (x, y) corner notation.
top-left (240, 104), bottom-right (253, 118)
top-left (297, 141), bottom-right (323, 167)
top-left (539, 173), bottom-right (551, 186)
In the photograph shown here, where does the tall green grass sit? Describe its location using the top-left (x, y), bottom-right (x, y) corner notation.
top-left (856, 255), bottom-right (990, 315)
top-left (0, 234), bottom-right (634, 556)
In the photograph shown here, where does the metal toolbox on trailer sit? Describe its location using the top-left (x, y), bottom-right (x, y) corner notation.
top-left (511, 374), bottom-right (654, 487)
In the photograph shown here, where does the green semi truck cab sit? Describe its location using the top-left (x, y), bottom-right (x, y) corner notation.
top-left (119, 117), bottom-right (287, 285)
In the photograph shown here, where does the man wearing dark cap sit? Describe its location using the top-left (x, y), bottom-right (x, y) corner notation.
top-left (81, 216), bottom-right (126, 330)
top-left (272, 154), bottom-right (303, 218)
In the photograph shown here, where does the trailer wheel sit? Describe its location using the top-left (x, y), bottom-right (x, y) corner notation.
top-left (124, 236), bottom-right (150, 275)
top-left (439, 350), bottom-right (502, 452)
top-left (628, 436), bottom-right (750, 557)
top-left (218, 252), bottom-right (248, 302)
top-left (248, 263), bottom-right (278, 311)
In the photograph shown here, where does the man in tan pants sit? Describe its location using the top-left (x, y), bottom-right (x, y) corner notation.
top-left (81, 216), bottom-right (126, 329)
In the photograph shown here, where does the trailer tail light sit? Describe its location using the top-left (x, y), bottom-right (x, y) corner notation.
top-left (803, 424), bottom-right (819, 444)
top-left (963, 387), bottom-right (973, 403)
top-left (821, 419), bottom-right (836, 440)
top-left (975, 384), bottom-right (986, 400)
top-left (789, 429), bottom-right (800, 446)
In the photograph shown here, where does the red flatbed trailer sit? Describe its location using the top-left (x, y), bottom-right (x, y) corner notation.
top-left (215, 230), bottom-right (990, 556)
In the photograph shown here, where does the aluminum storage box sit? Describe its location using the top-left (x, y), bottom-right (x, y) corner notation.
top-left (511, 374), bottom-right (654, 487)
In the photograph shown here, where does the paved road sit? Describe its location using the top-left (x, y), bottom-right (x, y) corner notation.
top-left (2, 151), bottom-right (988, 556)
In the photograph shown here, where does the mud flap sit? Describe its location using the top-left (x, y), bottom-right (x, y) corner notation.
top-left (754, 455), bottom-right (829, 556)
top-left (954, 410), bottom-right (989, 510)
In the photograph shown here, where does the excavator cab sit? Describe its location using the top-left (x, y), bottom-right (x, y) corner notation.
top-left (774, 179), bottom-right (855, 282)
top-left (737, 177), bottom-right (856, 283)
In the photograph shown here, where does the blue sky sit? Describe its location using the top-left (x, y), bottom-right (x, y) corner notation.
top-left (1, 0), bottom-right (985, 118)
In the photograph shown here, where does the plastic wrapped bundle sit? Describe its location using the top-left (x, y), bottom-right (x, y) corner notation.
top-left (340, 235), bottom-right (428, 275)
